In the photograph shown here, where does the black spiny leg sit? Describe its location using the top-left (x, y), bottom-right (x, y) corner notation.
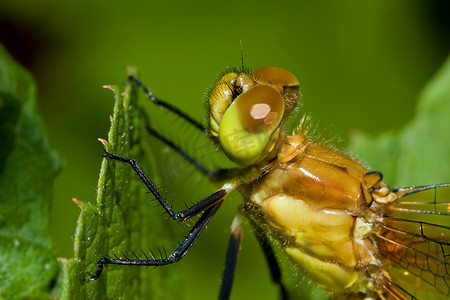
top-left (129, 76), bottom-right (241, 181)
top-left (140, 109), bottom-right (226, 179)
top-left (85, 201), bottom-right (223, 281)
top-left (247, 216), bottom-right (289, 300)
top-left (218, 210), bottom-right (288, 300)
top-left (103, 152), bottom-right (227, 222)
top-left (85, 152), bottom-right (231, 281)
top-left (218, 213), bottom-right (244, 300)
top-left (254, 229), bottom-right (289, 300)
top-left (126, 75), bottom-right (205, 132)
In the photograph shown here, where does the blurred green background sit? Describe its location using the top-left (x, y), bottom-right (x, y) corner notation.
top-left (1, 0), bottom-right (449, 299)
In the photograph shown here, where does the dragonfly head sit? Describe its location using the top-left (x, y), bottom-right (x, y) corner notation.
top-left (208, 67), bottom-right (300, 166)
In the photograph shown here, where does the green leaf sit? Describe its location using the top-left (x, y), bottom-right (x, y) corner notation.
top-left (349, 55), bottom-right (450, 187)
top-left (0, 44), bottom-right (61, 298)
top-left (60, 67), bottom-right (181, 299)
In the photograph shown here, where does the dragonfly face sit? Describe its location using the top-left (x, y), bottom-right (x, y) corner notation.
top-left (87, 66), bottom-right (450, 300)
top-left (208, 67), bottom-right (299, 165)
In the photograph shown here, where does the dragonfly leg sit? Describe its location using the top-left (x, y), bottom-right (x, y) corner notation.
top-left (84, 201), bottom-right (223, 281)
top-left (140, 109), bottom-right (238, 180)
top-left (246, 211), bottom-right (289, 300)
top-left (128, 75), bottom-right (219, 177)
top-left (103, 151), bottom-right (228, 222)
top-left (218, 213), bottom-right (244, 300)
top-left (126, 75), bottom-right (205, 132)
top-left (127, 76), bottom-right (244, 180)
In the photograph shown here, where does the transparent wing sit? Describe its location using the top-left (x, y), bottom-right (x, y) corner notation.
top-left (376, 184), bottom-right (450, 299)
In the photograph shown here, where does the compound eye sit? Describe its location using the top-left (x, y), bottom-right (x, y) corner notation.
top-left (252, 67), bottom-right (299, 87)
top-left (208, 72), bottom-right (256, 138)
top-left (237, 85), bottom-right (284, 133)
top-left (251, 67), bottom-right (299, 114)
top-left (218, 85), bottom-right (285, 166)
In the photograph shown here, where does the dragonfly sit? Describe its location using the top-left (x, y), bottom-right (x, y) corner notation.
top-left (86, 66), bottom-right (450, 299)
